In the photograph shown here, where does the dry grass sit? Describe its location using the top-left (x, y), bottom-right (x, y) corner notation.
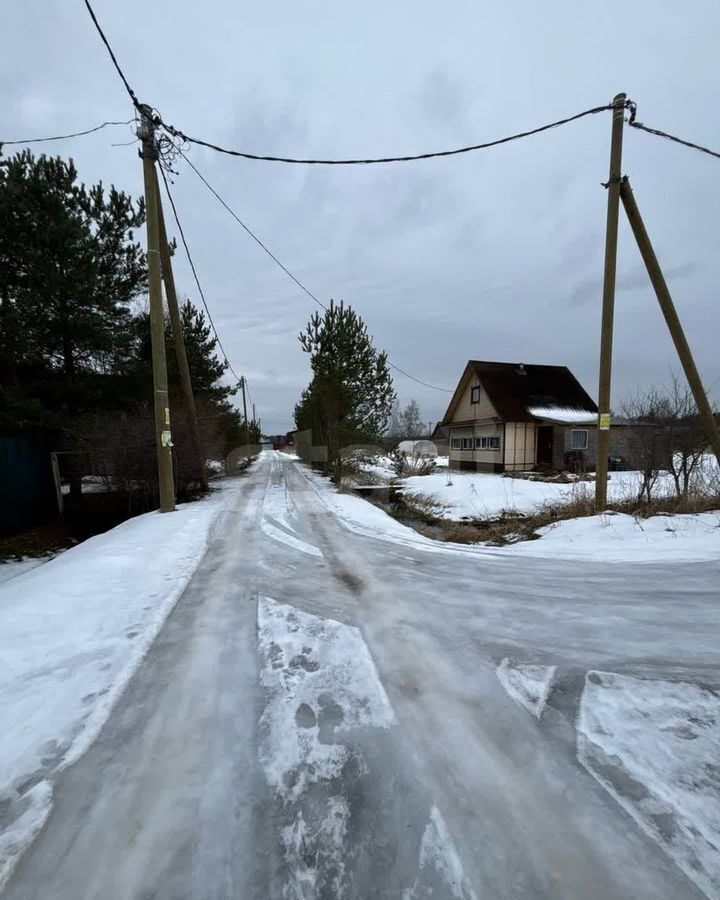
top-left (381, 482), bottom-right (720, 548)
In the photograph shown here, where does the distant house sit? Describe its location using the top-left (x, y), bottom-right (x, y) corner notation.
top-left (441, 361), bottom-right (599, 472)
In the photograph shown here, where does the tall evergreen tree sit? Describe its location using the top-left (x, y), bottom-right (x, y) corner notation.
top-left (0, 150), bottom-right (146, 419)
top-left (131, 298), bottom-right (244, 456)
top-left (294, 299), bottom-right (395, 472)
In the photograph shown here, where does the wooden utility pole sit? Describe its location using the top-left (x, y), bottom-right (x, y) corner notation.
top-left (139, 104), bottom-right (175, 513)
top-left (240, 376), bottom-right (249, 444)
top-left (595, 92), bottom-right (627, 509)
top-left (619, 176), bottom-right (720, 468)
top-left (154, 176), bottom-right (209, 492)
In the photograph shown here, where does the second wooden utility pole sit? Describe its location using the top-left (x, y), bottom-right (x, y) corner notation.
top-left (154, 175), bottom-right (209, 493)
top-left (595, 93), bottom-right (627, 510)
top-left (619, 176), bottom-right (720, 469)
top-left (139, 104), bottom-right (175, 513)
top-left (240, 376), bottom-right (249, 444)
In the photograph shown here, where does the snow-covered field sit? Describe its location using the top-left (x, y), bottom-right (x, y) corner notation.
top-left (0, 481), bottom-right (242, 889)
top-left (330, 460), bottom-right (720, 562)
top-left (400, 469), bottom-right (671, 520)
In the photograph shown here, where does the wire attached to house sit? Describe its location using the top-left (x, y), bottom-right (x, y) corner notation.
top-left (179, 151), bottom-right (454, 392)
top-left (1, 119), bottom-right (135, 146)
top-left (158, 165), bottom-right (242, 384)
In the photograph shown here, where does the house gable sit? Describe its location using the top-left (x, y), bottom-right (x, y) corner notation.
top-left (442, 360), bottom-right (597, 425)
top-left (442, 364), bottom-right (498, 425)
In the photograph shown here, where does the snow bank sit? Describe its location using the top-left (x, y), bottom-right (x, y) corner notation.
top-left (578, 671), bottom-right (720, 899)
top-left (507, 511), bottom-right (720, 562)
top-left (302, 464), bottom-right (720, 563)
top-left (0, 558), bottom-right (49, 587)
top-left (0, 482), bottom-right (239, 889)
top-left (303, 466), bottom-right (476, 557)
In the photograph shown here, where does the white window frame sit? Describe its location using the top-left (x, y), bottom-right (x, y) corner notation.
top-left (461, 437), bottom-right (474, 450)
top-left (470, 385), bottom-right (481, 404)
top-left (476, 435), bottom-right (500, 451)
top-left (570, 429), bottom-right (588, 450)
top-left (451, 438), bottom-right (461, 450)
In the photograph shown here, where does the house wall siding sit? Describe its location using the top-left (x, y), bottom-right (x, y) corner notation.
top-left (451, 377), bottom-right (498, 423)
top-left (449, 423), bottom-right (504, 472)
top-left (551, 425), bottom-right (598, 471)
top-left (504, 422), bottom-right (537, 471)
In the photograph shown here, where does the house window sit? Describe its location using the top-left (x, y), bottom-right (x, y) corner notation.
top-left (476, 435), bottom-right (500, 450)
top-left (570, 429), bottom-right (588, 450)
top-left (451, 438), bottom-right (461, 450)
top-left (461, 437), bottom-right (474, 450)
top-left (470, 386), bottom-right (482, 404)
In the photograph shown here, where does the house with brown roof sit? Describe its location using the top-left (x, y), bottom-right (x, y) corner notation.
top-left (441, 361), bottom-right (599, 472)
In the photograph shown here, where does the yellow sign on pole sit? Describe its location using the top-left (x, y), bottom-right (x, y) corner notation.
top-left (599, 413), bottom-right (611, 431)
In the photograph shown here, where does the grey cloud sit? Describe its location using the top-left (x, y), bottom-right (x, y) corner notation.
top-left (568, 261), bottom-right (700, 306)
top-left (3, 0), bottom-right (720, 432)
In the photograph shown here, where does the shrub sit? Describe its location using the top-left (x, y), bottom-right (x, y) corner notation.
top-left (389, 449), bottom-right (437, 477)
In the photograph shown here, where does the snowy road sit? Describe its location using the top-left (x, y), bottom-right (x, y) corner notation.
top-left (4, 452), bottom-right (719, 899)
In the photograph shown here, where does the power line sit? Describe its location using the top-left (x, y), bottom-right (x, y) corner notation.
top-left (387, 363), bottom-right (453, 393)
top-left (629, 119), bottom-right (720, 161)
top-left (1, 119), bottom-right (135, 146)
top-left (180, 152), bottom-right (453, 392)
top-left (179, 150), bottom-right (328, 312)
top-left (158, 165), bottom-right (242, 384)
top-left (83, 0), bottom-right (619, 172)
top-left (163, 103), bottom-right (618, 166)
top-left (76, 4), bottom-right (715, 170)
top-left (82, 0), bottom-right (141, 110)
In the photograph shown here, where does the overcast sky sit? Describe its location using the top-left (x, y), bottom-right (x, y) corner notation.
top-left (3, 1), bottom-right (720, 433)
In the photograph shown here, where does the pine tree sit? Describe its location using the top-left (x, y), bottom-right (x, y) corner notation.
top-left (131, 299), bottom-right (243, 456)
top-left (0, 150), bottom-right (146, 421)
top-left (295, 299), bottom-right (395, 473)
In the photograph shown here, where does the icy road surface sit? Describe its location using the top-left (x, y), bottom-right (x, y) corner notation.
top-left (4, 452), bottom-right (719, 899)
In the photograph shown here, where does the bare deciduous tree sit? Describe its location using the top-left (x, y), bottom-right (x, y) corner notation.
top-left (620, 374), bottom-right (716, 504)
top-left (663, 374), bottom-right (713, 499)
top-left (620, 388), bottom-right (671, 504)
